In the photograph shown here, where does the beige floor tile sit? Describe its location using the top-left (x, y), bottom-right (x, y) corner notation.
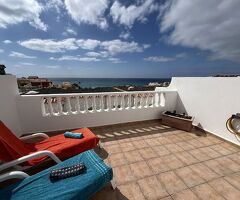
top-left (152, 145), bottom-right (171, 157)
top-left (139, 147), bottom-right (158, 159)
top-left (190, 163), bottom-right (220, 181)
top-left (192, 183), bottom-right (225, 200)
top-left (224, 173), bottom-right (240, 190)
top-left (119, 142), bottom-right (136, 152)
top-left (132, 140), bottom-right (149, 149)
top-left (158, 171), bottom-right (187, 195)
top-left (118, 182), bottom-right (145, 200)
top-left (172, 189), bottom-right (199, 200)
top-left (138, 176), bottom-right (169, 200)
top-left (187, 139), bottom-right (205, 148)
top-left (210, 144), bottom-right (232, 155)
top-left (147, 157), bottom-right (169, 174)
top-left (175, 166), bottom-right (205, 187)
top-left (157, 136), bottom-right (172, 145)
top-left (145, 138), bottom-right (161, 146)
top-left (161, 154), bottom-right (185, 170)
top-left (165, 144), bottom-right (184, 153)
top-left (108, 153), bottom-right (128, 167)
top-left (220, 142), bottom-right (240, 153)
top-left (198, 146), bottom-right (221, 158)
top-left (124, 150), bottom-right (144, 163)
top-left (189, 149), bottom-right (211, 162)
top-left (215, 157), bottom-right (240, 173)
top-left (104, 144), bottom-right (122, 154)
top-left (209, 178), bottom-right (240, 200)
top-left (130, 161), bottom-right (153, 179)
top-left (204, 159), bottom-right (232, 176)
top-left (176, 141), bottom-right (195, 151)
top-left (227, 153), bottom-right (240, 165)
top-left (175, 151), bottom-right (199, 165)
top-left (113, 165), bottom-right (135, 185)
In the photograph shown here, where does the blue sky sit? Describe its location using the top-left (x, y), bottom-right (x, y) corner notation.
top-left (0, 0), bottom-right (240, 78)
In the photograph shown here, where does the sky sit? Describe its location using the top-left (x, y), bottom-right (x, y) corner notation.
top-left (0, 0), bottom-right (240, 78)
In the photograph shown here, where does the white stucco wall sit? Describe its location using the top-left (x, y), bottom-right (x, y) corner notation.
top-left (160, 77), bottom-right (240, 146)
top-left (0, 75), bottom-right (22, 136)
top-left (17, 91), bottom-right (177, 134)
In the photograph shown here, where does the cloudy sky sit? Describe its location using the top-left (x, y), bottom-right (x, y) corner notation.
top-left (0, 0), bottom-right (240, 78)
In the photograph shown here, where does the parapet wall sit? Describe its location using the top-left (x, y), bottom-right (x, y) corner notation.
top-left (159, 77), bottom-right (240, 145)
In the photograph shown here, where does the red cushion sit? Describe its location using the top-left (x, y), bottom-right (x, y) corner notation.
top-left (0, 121), bottom-right (30, 161)
top-left (0, 120), bottom-right (99, 166)
top-left (27, 128), bottom-right (99, 165)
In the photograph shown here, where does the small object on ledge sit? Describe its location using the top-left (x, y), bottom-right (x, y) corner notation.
top-left (162, 111), bottom-right (193, 132)
top-left (0, 64), bottom-right (6, 75)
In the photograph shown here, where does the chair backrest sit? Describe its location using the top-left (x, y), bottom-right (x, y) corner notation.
top-left (0, 121), bottom-right (30, 162)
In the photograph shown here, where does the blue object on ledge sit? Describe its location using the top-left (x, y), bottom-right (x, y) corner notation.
top-left (64, 131), bottom-right (84, 139)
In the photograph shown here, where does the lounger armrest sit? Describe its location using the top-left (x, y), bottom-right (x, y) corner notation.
top-left (0, 171), bottom-right (30, 183)
top-left (20, 133), bottom-right (49, 142)
top-left (0, 150), bottom-right (61, 172)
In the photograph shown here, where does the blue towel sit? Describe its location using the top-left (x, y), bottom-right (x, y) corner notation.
top-left (64, 131), bottom-right (83, 139)
top-left (0, 150), bottom-right (113, 200)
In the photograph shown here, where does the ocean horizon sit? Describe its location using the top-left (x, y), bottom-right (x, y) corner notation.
top-left (48, 78), bottom-right (171, 88)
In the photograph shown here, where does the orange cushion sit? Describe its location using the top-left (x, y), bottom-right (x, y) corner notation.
top-left (26, 128), bottom-right (99, 165)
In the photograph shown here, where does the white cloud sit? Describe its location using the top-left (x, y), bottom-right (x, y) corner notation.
top-left (108, 57), bottom-right (124, 64)
top-left (64, 0), bottom-right (109, 29)
top-left (101, 39), bottom-right (144, 55)
top-left (9, 51), bottom-right (36, 59)
top-left (50, 55), bottom-right (101, 62)
top-left (19, 62), bottom-right (35, 66)
top-left (119, 31), bottom-right (130, 40)
top-left (110, 0), bottom-right (158, 28)
top-left (18, 38), bottom-right (78, 53)
top-left (160, 0), bottom-right (240, 62)
top-left (85, 52), bottom-right (102, 57)
top-left (45, 65), bottom-right (60, 69)
top-left (0, 48), bottom-right (4, 53)
top-left (19, 38), bottom-right (147, 55)
top-left (45, 0), bottom-right (64, 13)
top-left (144, 56), bottom-right (176, 62)
top-left (63, 27), bottom-right (77, 36)
top-left (176, 53), bottom-right (187, 58)
top-left (0, 0), bottom-right (47, 31)
top-left (3, 40), bottom-right (12, 44)
top-left (76, 39), bottom-right (101, 50)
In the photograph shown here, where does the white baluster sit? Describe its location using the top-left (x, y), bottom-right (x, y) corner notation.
top-left (47, 97), bottom-right (54, 116)
top-left (41, 98), bottom-right (48, 116)
top-left (107, 95), bottom-right (111, 111)
top-left (127, 94), bottom-right (131, 109)
top-left (57, 97), bottom-right (63, 115)
top-left (134, 94), bottom-right (138, 109)
top-left (145, 93), bottom-right (149, 108)
top-left (75, 96), bottom-right (81, 114)
top-left (114, 95), bottom-right (118, 111)
top-left (100, 95), bottom-right (104, 111)
top-left (92, 95), bottom-right (97, 113)
top-left (139, 94), bottom-right (143, 108)
top-left (160, 92), bottom-right (166, 107)
top-left (121, 94), bottom-right (125, 110)
top-left (84, 96), bottom-right (88, 113)
top-left (66, 97), bottom-right (72, 114)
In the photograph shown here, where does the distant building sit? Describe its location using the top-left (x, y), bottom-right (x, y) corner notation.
top-left (17, 76), bottom-right (53, 92)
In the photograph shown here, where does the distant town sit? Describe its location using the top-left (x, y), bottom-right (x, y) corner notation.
top-left (17, 76), bottom-right (170, 95)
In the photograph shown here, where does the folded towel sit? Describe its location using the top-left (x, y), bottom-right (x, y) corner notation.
top-left (50, 162), bottom-right (86, 181)
top-left (64, 131), bottom-right (84, 139)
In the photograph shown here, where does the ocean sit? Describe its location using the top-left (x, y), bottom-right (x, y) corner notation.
top-left (48, 78), bottom-right (171, 88)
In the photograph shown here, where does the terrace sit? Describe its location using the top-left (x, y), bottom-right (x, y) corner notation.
top-left (0, 75), bottom-right (240, 199)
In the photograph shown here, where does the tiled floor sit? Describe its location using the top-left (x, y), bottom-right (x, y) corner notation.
top-left (90, 120), bottom-right (240, 200)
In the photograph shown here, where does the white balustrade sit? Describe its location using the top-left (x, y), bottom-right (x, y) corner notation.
top-left (40, 91), bottom-right (167, 117)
